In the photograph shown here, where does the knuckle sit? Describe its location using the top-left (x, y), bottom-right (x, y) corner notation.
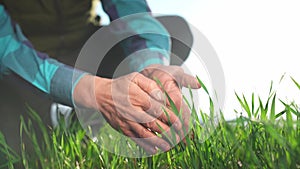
top-left (131, 72), bottom-right (140, 77)
top-left (171, 65), bottom-right (184, 73)
top-left (130, 72), bottom-right (141, 80)
top-left (147, 102), bottom-right (164, 117)
top-left (139, 127), bottom-right (149, 138)
top-left (144, 121), bottom-right (154, 129)
top-left (173, 120), bottom-right (182, 130)
top-left (151, 108), bottom-right (160, 117)
top-left (148, 80), bottom-right (158, 91)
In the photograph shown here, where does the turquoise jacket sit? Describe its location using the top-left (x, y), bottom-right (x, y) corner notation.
top-left (0, 0), bottom-right (170, 106)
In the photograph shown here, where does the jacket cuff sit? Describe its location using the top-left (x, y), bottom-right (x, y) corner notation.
top-left (50, 65), bottom-right (88, 106)
top-left (128, 48), bottom-right (170, 72)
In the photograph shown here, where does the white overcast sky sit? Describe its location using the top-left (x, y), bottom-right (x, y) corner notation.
top-left (98, 0), bottom-right (300, 119)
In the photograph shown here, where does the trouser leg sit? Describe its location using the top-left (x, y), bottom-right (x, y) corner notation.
top-left (0, 74), bottom-right (52, 157)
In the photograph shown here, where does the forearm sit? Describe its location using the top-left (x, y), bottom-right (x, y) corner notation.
top-left (73, 74), bottom-right (108, 110)
top-left (102, 0), bottom-right (171, 72)
top-left (0, 5), bottom-right (87, 106)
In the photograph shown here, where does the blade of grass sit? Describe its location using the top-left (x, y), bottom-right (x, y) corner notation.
top-left (0, 132), bottom-right (20, 168)
top-left (196, 76), bottom-right (209, 95)
top-left (291, 77), bottom-right (300, 90)
top-left (251, 92), bottom-right (255, 116)
top-left (235, 92), bottom-right (251, 118)
top-left (270, 94), bottom-right (277, 121)
top-left (259, 97), bottom-right (267, 120)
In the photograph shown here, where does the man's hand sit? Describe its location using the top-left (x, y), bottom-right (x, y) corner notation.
top-left (141, 64), bottom-right (201, 140)
top-left (73, 73), bottom-right (186, 154)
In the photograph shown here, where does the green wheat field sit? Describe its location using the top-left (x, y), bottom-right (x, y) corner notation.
top-left (1, 77), bottom-right (300, 169)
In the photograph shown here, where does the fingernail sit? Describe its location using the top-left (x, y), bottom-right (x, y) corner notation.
top-left (160, 143), bottom-right (169, 151)
top-left (196, 79), bottom-right (201, 88)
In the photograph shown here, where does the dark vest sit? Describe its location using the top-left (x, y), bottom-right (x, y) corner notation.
top-left (1, 0), bottom-right (99, 57)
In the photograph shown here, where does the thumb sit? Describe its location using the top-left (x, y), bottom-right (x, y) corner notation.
top-left (177, 73), bottom-right (201, 89)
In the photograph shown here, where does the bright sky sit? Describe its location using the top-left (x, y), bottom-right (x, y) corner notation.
top-left (98, 0), bottom-right (300, 120)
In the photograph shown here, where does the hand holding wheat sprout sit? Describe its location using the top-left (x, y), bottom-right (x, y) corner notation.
top-left (73, 65), bottom-right (200, 154)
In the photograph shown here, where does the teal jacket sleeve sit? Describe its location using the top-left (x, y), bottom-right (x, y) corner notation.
top-left (101, 0), bottom-right (171, 72)
top-left (0, 5), bottom-right (87, 106)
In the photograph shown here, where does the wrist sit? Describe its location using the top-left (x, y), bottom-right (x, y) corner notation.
top-left (73, 75), bottom-right (109, 110)
top-left (94, 76), bottom-right (112, 110)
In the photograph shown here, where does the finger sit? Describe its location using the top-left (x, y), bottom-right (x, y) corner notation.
top-left (137, 98), bottom-right (181, 144)
top-left (181, 101), bottom-right (192, 134)
top-left (164, 91), bottom-right (191, 143)
top-left (162, 66), bottom-right (200, 89)
top-left (177, 73), bottom-right (200, 89)
top-left (131, 137), bottom-right (159, 155)
top-left (180, 101), bottom-right (192, 144)
top-left (167, 90), bottom-right (191, 134)
top-left (128, 121), bottom-right (171, 152)
top-left (167, 88), bottom-right (183, 111)
top-left (156, 106), bottom-right (185, 140)
top-left (129, 74), bottom-right (186, 141)
top-left (142, 118), bottom-right (181, 145)
top-left (121, 127), bottom-right (158, 154)
top-left (131, 73), bottom-right (164, 102)
top-left (116, 105), bottom-right (157, 123)
top-left (119, 104), bottom-right (181, 145)
top-left (129, 86), bottom-right (165, 118)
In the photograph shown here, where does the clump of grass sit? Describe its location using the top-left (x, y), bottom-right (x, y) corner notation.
top-left (0, 132), bottom-right (20, 169)
top-left (0, 77), bottom-right (300, 168)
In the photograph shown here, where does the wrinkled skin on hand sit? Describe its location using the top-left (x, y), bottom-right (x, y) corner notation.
top-left (73, 66), bottom-right (200, 154)
top-left (94, 72), bottom-right (186, 154)
top-left (141, 64), bottom-right (201, 141)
